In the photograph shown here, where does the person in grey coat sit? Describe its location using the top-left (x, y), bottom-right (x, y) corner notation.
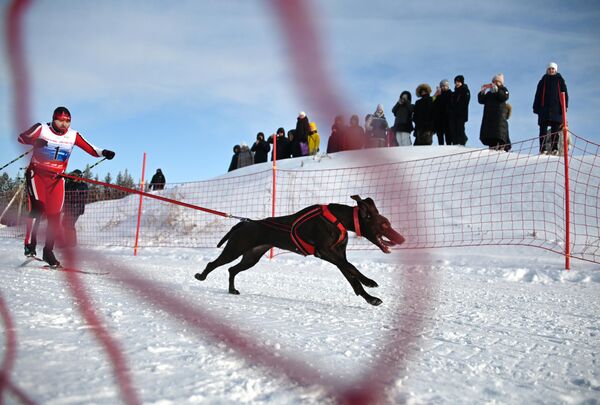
top-left (478, 74), bottom-right (511, 151)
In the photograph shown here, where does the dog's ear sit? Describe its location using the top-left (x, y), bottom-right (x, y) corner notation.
top-left (350, 195), bottom-right (362, 202)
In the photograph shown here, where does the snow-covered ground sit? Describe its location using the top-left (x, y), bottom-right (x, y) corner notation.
top-left (1, 148), bottom-right (599, 404)
top-left (1, 238), bottom-right (599, 404)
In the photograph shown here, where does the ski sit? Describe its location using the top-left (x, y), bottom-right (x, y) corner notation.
top-left (41, 265), bottom-right (109, 276)
top-left (19, 257), bottom-right (108, 275)
top-left (19, 256), bottom-right (44, 267)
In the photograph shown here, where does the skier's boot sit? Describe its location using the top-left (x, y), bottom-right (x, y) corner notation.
top-left (42, 248), bottom-right (61, 268)
top-left (24, 243), bottom-right (37, 257)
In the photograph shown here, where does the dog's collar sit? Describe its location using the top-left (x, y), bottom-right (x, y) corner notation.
top-left (353, 206), bottom-right (362, 237)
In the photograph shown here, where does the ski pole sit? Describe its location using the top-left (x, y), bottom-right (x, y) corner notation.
top-left (0, 149), bottom-right (32, 172)
top-left (86, 157), bottom-right (107, 171)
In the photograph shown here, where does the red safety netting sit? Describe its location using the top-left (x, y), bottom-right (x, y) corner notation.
top-left (1, 131), bottom-right (599, 264)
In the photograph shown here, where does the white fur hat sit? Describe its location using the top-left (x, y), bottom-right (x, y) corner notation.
top-left (492, 73), bottom-right (505, 85)
top-left (298, 111), bottom-right (306, 118)
top-left (548, 62), bottom-right (558, 71)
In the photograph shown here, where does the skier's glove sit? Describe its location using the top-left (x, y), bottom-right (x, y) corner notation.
top-left (102, 149), bottom-right (115, 160)
top-left (34, 138), bottom-right (48, 148)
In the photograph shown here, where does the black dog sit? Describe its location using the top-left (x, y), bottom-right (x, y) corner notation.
top-left (194, 196), bottom-right (405, 306)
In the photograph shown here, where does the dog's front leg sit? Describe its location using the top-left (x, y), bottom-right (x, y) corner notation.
top-left (318, 249), bottom-right (382, 306)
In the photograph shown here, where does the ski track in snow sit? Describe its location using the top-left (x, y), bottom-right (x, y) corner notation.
top-left (1, 239), bottom-right (599, 404)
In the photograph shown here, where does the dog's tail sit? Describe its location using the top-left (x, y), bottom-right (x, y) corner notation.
top-left (217, 222), bottom-right (245, 247)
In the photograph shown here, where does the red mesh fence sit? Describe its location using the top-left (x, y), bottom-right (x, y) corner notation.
top-left (1, 131), bottom-right (599, 264)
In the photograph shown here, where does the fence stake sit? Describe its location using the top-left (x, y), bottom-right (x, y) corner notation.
top-left (269, 137), bottom-right (277, 260)
top-left (560, 92), bottom-right (570, 270)
top-left (134, 152), bottom-right (147, 256)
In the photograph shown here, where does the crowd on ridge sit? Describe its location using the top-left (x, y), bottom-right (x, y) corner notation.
top-left (228, 62), bottom-right (569, 171)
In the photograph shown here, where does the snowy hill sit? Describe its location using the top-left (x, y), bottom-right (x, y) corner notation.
top-left (0, 146), bottom-right (599, 404)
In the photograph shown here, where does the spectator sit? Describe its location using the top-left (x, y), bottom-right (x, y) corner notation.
top-left (478, 74), bottom-right (511, 151)
top-left (413, 83), bottom-right (435, 145)
top-left (366, 104), bottom-right (389, 148)
top-left (228, 144), bottom-right (241, 172)
top-left (392, 91), bottom-right (414, 146)
top-left (433, 79), bottom-right (452, 145)
top-left (149, 168), bottom-right (166, 190)
top-left (251, 132), bottom-right (270, 164)
top-left (237, 144), bottom-right (254, 168)
top-left (307, 122), bottom-right (320, 155)
top-left (17, 106), bottom-right (115, 267)
top-left (61, 169), bottom-right (88, 247)
top-left (294, 111), bottom-right (310, 157)
top-left (533, 62), bottom-right (569, 155)
top-left (327, 115), bottom-right (346, 154)
top-left (345, 114), bottom-right (366, 150)
top-left (449, 75), bottom-right (471, 145)
top-left (268, 127), bottom-right (292, 161)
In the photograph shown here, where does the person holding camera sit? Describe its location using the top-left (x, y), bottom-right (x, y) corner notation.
top-left (433, 79), bottom-right (453, 145)
top-left (17, 106), bottom-right (115, 267)
top-left (251, 132), bottom-right (270, 164)
top-left (478, 74), bottom-right (511, 151)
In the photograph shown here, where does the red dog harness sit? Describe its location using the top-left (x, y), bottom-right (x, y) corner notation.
top-left (289, 205), bottom-right (361, 256)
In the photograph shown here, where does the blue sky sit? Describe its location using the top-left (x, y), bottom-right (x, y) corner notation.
top-left (1, 0), bottom-right (599, 183)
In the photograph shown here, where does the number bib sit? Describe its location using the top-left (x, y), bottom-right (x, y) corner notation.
top-left (31, 124), bottom-right (77, 173)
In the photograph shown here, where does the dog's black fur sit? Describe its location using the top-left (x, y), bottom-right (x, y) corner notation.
top-left (194, 196), bottom-right (405, 306)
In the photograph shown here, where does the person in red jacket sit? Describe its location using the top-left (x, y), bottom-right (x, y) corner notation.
top-left (17, 106), bottom-right (115, 267)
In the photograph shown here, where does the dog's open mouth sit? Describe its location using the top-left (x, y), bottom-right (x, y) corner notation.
top-left (376, 229), bottom-right (406, 253)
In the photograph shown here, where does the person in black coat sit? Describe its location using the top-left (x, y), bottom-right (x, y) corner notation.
top-left (449, 75), bottom-right (470, 145)
top-left (478, 74), bottom-right (511, 151)
top-left (61, 169), bottom-right (88, 247)
top-left (293, 112), bottom-right (310, 157)
top-left (433, 79), bottom-right (452, 145)
top-left (413, 83), bottom-right (435, 145)
top-left (391, 91), bottom-right (414, 146)
top-left (533, 62), bottom-right (569, 154)
top-left (149, 168), bottom-right (166, 190)
top-left (251, 132), bottom-right (270, 164)
top-left (268, 128), bottom-right (292, 161)
top-left (327, 115), bottom-right (346, 153)
top-left (228, 145), bottom-right (241, 172)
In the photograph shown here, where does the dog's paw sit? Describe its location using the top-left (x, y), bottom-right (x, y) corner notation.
top-left (229, 288), bottom-right (240, 295)
top-left (194, 273), bottom-right (206, 281)
top-left (363, 278), bottom-right (379, 288)
top-left (367, 296), bottom-right (383, 306)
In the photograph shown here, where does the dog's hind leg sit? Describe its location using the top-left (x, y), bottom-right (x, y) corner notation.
top-left (195, 241), bottom-right (247, 282)
top-left (227, 245), bottom-right (271, 295)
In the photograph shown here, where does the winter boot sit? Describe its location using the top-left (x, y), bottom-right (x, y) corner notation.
top-left (24, 243), bottom-right (37, 257)
top-left (42, 248), bottom-right (61, 268)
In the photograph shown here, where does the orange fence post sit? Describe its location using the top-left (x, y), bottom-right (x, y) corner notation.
top-left (269, 137), bottom-right (277, 259)
top-left (134, 152), bottom-right (147, 256)
top-left (560, 92), bottom-right (570, 270)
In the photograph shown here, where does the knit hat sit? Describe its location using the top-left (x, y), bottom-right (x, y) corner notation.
top-left (71, 169), bottom-right (82, 177)
top-left (454, 75), bottom-right (464, 84)
top-left (53, 106), bottom-right (71, 121)
top-left (548, 62), bottom-right (558, 71)
top-left (492, 73), bottom-right (505, 85)
top-left (298, 111), bottom-right (306, 118)
top-left (440, 79), bottom-right (450, 88)
top-left (277, 127), bottom-right (285, 135)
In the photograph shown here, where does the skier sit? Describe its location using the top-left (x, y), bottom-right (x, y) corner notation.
top-left (17, 106), bottom-right (115, 267)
